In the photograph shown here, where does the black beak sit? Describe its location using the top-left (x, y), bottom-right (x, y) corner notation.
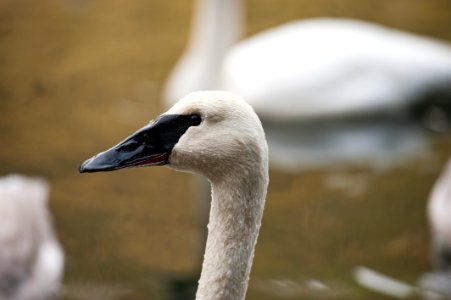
top-left (79, 114), bottom-right (198, 173)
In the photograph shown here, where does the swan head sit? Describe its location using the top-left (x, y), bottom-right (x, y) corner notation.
top-left (80, 91), bottom-right (268, 180)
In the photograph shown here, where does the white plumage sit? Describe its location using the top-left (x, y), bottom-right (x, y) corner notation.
top-left (221, 18), bottom-right (451, 121)
top-left (168, 92), bottom-right (269, 299)
top-left (164, 0), bottom-right (451, 122)
top-left (80, 91), bottom-right (269, 300)
top-left (427, 158), bottom-right (451, 270)
top-left (163, 0), bottom-right (451, 170)
top-left (0, 175), bottom-right (63, 300)
top-left (418, 158), bottom-right (451, 298)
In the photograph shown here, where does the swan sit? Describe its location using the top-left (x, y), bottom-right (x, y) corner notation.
top-left (163, 0), bottom-right (243, 106)
top-left (221, 19), bottom-right (451, 121)
top-left (80, 91), bottom-right (269, 300)
top-left (164, 0), bottom-right (451, 121)
top-left (163, 0), bottom-right (451, 170)
top-left (416, 158), bottom-right (451, 298)
top-left (0, 175), bottom-right (64, 300)
top-left (427, 157), bottom-right (451, 271)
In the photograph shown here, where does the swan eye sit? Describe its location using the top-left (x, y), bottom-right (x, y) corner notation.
top-left (189, 114), bottom-right (202, 126)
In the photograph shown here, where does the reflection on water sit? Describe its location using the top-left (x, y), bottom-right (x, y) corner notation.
top-left (420, 271), bottom-right (451, 299)
top-left (61, 281), bottom-right (133, 300)
top-left (1, 0), bottom-right (451, 299)
top-left (265, 116), bottom-right (430, 172)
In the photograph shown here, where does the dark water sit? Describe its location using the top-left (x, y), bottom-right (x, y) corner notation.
top-left (1, 0), bottom-right (451, 299)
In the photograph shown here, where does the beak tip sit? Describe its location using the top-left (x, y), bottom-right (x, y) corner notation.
top-left (79, 157), bottom-right (96, 173)
top-left (79, 165), bottom-right (86, 173)
top-left (79, 155), bottom-right (121, 173)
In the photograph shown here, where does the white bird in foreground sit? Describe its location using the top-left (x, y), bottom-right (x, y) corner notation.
top-left (80, 91), bottom-right (269, 300)
top-left (0, 175), bottom-right (64, 300)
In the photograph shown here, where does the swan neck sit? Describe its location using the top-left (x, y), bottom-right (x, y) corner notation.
top-left (196, 172), bottom-right (267, 300)
top-left (189, 0), bottom-right (243, 67)
top-left (190, 0), bottom-right (243, 50)
top-left (163, 0), bottom-right (244, 104)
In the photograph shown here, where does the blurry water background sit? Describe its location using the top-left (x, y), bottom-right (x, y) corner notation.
top-left (1, 0), bottom-right (451, 299)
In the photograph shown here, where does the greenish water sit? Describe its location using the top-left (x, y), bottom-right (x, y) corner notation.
top-left (1, 1), bottom-right (451, 299)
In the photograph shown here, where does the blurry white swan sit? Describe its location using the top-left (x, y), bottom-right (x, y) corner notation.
top-left (353, 164), bottom-right (451, 299)
top-left (427, 157), bottom-right (451, 271)
top-left (352, 158), bottom-right (451, 298)
top-left (0, 175), bottom-right (64, 300)
top-left (163, 0), bottom-right (451, 121)
top-left (80, 91), bottom-right (269, 300)
top-left (417, 157), bottom-right (451, 298)
top-left (222, 20), bottom-right (451, 121)
top-left (163, 0), bottom-right (451, 170)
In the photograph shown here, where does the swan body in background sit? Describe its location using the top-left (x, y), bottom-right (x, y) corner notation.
top-left (163, 0), bottom-right (451, 121)
top-left (80, 91), bottom-right (269, 300)
top-left (417, 158), bottom-right (451, 298)
top-left (221, 18), bottom-right (451, 121)
top-left (427, 158), bottom-right (451, 271)
top-left (163, 0), bottom-right (451, 170)
top-left (0, 175), bottom-right (64, 300)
